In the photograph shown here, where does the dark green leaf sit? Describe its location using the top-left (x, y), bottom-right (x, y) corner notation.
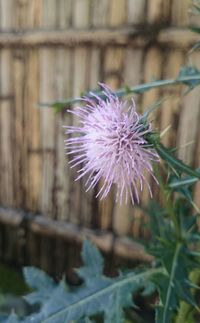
top-left (154, 144), bottom-right (200, 179)
top-left (168, 168), bottom-right (200, 189)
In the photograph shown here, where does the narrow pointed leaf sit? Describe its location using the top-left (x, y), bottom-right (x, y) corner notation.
top-left (154, 144), bottom-right (200, 178)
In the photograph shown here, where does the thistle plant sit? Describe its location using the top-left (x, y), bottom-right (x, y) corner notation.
top-left (2, 2), bottom-right (200, 323)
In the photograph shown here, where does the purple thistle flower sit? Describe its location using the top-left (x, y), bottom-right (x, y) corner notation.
top-left (64, 84), bottom-right (159, 204)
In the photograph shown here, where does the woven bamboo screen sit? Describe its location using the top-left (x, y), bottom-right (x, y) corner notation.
top-left (0, 0), bottom-right (200, 272)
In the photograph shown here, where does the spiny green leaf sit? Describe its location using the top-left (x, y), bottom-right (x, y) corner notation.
top-left (152, 242), bottom-right (197, 323)
top-left (21, 241), bottom-right (162, 323)
top-left (39, 269), bottom-right (157, 323)
top-left (168, 168), bottom-right (200, 189)
top-left (154, 144), bottom-right (200, 179)
top-left (23, 267), bottom-right (56, 305)
top-left (77, 240), bottom-right (104, 281)
top-left (23, 267), bottom-right (55, 291)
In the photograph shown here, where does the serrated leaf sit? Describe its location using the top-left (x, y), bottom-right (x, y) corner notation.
top-left (23, 241), bottom-right (161, 323)
top-left (145, 201), bottom-right (171, 243)
top-left (152, 240), bottom-right (199, 323)
top-left (38, 270), bottom-right (155, 323)
top-left (23, 267), bottom-right (56, 305)
top-left (23, 267), bottom-right (55, 291)
top-left (154, 144), bottom-right (200, 178)
top-left (168, 168), bottom-right (200, 189)
top-left (77, 240), bottom-right (104, 281)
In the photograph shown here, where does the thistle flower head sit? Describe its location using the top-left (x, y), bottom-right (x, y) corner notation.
top-left (64, 84), bottom-right (159, 204)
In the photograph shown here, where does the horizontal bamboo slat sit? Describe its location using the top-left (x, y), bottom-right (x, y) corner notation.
top-left (0, 28), bottom-right (199, 47)
top-left (0, 206), bottom-right (152, 262)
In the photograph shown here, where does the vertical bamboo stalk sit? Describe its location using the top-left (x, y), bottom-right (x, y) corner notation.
top-left (127, 0), bottom-right (146, 25)
top-left (108, 0), bottom-right (127, 27)
top-left (123, 48), bottom-right (143, 96)
top-left (69, 46), bottom-right (89, 225)
top-left (57, 0), bottom-right (72, 29)
top-left (72, 0), bottom-right (91, 28)
top-left (13, 50), bottom-right (27, 208)
top-left (147, 0), bottom-right (163, 24)
top-left (54, 48), bottom-right (72, 221)
top-left (39, 1), bottom-right (58, 218)
top-left (160, 49), bottom-right (184, 148)
top-left (39, 49), bottom-right (56, 217)
top-left (147, 0), bottom-right (171, 24)
top-left (91, 0), bottom-right (108, 27)
top-left (53, 0), bottom-right (73, 222)
top-left (25, 49), bottom-right (41, 212)
top-left (15, 0), bottom-right (29, 30)
top-left (0, 55), bottom-right (13, 206)
top-left (0, 0), bottom-right (16, 31)
top-left (171, 0), bottom-right (190, 26)
top-left (177, 51), bottom-right (200, 165)
top-left (42, 0), bottom-right (57, 28)
top-left (26, 0), bottom-right (42, 28)
top-left (27, 231), bottom-right (41, 267)
top-left (39, 47), bottom-right (56, 270)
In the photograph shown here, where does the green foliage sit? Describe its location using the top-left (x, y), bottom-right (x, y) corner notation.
top-left (145, 198), bottom-right (200, 323)
top-left (151, 144), bottom-right (200, 179)
top-left (168, 169), bottom-right (200, 189)
top-left (3, 241), bottom-right (161, 323)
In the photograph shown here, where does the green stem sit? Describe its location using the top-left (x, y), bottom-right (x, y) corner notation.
top-left (153, 165), bottom-right (181, 238)
top-left (38, 74), bottom-right (200, 109)
top-left (163, 243), bottom-right (182, 323)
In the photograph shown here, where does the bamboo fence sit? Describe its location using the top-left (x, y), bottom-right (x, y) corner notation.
top-left (0, 0), bottom-right (200, 274)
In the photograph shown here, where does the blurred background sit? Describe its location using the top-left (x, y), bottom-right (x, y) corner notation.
top-left (0, 0), bottom-right (200, 277)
